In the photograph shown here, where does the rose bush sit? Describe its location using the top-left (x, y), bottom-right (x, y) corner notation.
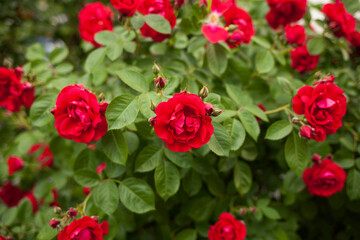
top-left (1, 0), bottom-right (360, 239)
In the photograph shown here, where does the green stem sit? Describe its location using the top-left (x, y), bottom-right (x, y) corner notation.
top-left (264, 104), bottom-right (290, 115)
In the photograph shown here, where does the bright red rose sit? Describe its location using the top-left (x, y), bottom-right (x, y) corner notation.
top-left (78, 2), bottom-right (113, 47)
top-left (0, 67), bottom-right (24, 112)
top-left (285, 24), bottom-right (306, 45)
top-left (51, 85), bottom-right (108, 144)
top-left (7, 156), bottom-right (24, 175)
top-left (110, 0), bottom-right (141, 17)
top-left (303, 158), bottom-right (346, 197)
top-left (58, 216), bottom-right (109, 240)
top-left (266, 0), bottom-right (307, 29)
top-left (0, 236), bottom-right (11, 240)
top-left (20, 81), bottom-right (35, 109)
top-left (25, 191), bottom-right (39, 213)
top-left (290, 45), bottom-right (319, 73)
top-left (29, 143), bottom-right (54, 168)
top-left (347, 31), bottom-right (360, 49)
top-left (223, 5), bottom-right (255, 48)
top-left (138, 0), bottom-right (176, 42)
top-left (292, 78), bottom-right (347, 141)
top-left (322, 3), bottom-right (355, 38)
top-left (208, 213), bottom-right (247, 240)
top-left (153, 92), bottom-right (214, 152)
top-left (0, 182), bottom-right (26, 207)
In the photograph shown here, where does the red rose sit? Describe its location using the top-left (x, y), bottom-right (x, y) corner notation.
top-left (347, 31), bottom-right (360, 49)
top-left (78, 2), bottom-right (114, 47)
top-left (0, 236), bottom-right (11, 240)
top-left (292, 77), bottom-right (347, 141)
top-left (20, 81), bottom-right (35, 109)
top-left (51, 85), bottom-right (108, 144)
top-left (7, 156), bottom-right (24, 175)
top-left (290, 45), bottom-right (319, 73)
top-left (0, 182), bottom-right (26, 207)
top-left (83, 187), bottom-right (91, 195)
top-left (223, 5), bottom-right (255, 48)
top-left (29, 143), bottom-right (54, 168)
top-left (138, 0), bottom-right (176, 42)
top-left (110, 0), bottom-right (141, 17)
top-left (208, 213), bottom-right (247, 240)
top-left (58, 216), bottom-right (109, 240)
top-left (25, 191), bottom-right (39, 213)
top-left (322, 3), bottom-right (355, 38)
top-left (303, 158), bottom-right (346, 197)
top-left (266, 0), bottom-right (307, 29)
top-left (50, 189), bottom-right (61, 207)
top-left (285, 24), bottom-right (306, 45)
top-left (153, 92), bottom-right (214, 152)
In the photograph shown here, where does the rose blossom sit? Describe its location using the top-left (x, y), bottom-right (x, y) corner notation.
top-left (303, 158), bottom-right (346, 197)
top-left (83, 187), bottom-right (91, 195)
top-left (208, 213), bottom-right (247, 240)
top-left (7, 156), bottom-right (24, 175)
top-left (0, 236), bottom-right (11, 240)
top-left (153, 91), bottom-right (214, 152)
top-left (322, 2), bottom-right (355, 38)
top-left (58, 216), bottom-right (109, 240)
top-left (0, 182), bottom-right (26, 207)
top-left (78, 2), bottom-right (113, 47)
top-left (266, 0), bottom-right (307, 29)
top-left (138, 0), bottom-right (176, 42)
top-left (51, 85), bottom-right (108, 144)
top-left (290, 45), bottom-right (319, 73)
top-left (28, 143), bottom-right (54, 168)
top-left (110, 0), bottom-right (141, 17)
top-left (285, 24), bottom-right (306, 45)
top-left (347, 31), bottom-right (360, 49)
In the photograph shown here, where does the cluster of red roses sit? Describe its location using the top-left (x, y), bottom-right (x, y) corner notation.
top-left (0, 67), bottom-right (34, 112)
top-left (200, 0), bottom-right (254, 48)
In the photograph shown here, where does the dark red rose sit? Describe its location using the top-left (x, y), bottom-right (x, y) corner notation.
top-left (292, 78), bottom-right (347, 141)
top-left (299, 125), bottom-right (312, 139)
top-left (7, 156), bottom-right (24, 175)
top-left (50, 219), bottom-right (61, 229)
top-left (290, 45), bottom-right (319, 73)
top-left (58, 216), bottom-right (109, 240)
top-left (29, 143), bottom-right (54, 168)
top-left (223, 5), bottom-right (255, 48)
top-left (83, 187), bottom-right (91, 195)
top-left (50, 189), bottom-right (61, 207)
top-left (153, 92), bottom-right (214, 152)
top-left (266, 0), bottom-right (307, 29)
top-left (0, 67), bottom-right (24, 112)
top-left (25, 191), bottom-right (39, 213)
top-left (208, 212), bottom-right (247, 240)
top-left (285, 24), bottom-right (306, 45)
top-left (20, 82), bottom-right (35, 109)
top-left (51, 85), bottom-right (108, 144)
top-left (175, 0), bottom-right (185, 7)
top-left (303, 158), bottom-right (346, 197)
top-left (155, 76), bottom-right (166, 89)
top-left (347, 31), bottom-right (360, 48)
top-left (67, 208), bottom-right (78, 218)
top-left (322, 3), bottom-right (355, 38)
top-left (138, 0), bottom-right (176, 42)
top-left (205, 103), bottom-right (214, 116)
top-left (0, 182), bottom-right (26, 207)
top-left (110, 0), bottom-right (141, 17)
top-left (78, 2), bottom-right (113, 47)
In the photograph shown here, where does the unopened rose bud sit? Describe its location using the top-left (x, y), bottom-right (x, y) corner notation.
top-left (149, 117), bottom-right (156, 127)
top-left (49, 219), bottom-right (60, 228)
top-left (150, 100), bottom-right (157, 112)
top-left (3, 58), bottom-right (12, 68)
top-left (152, 63), bottom-right (161, 75)
top-left (98, 92), bottom-right (105, 102)
top-left (250, 206), bottom-right (257, 213)
top-left (299, 126), bottom-right (312, 139)
top-left (205, 103), bottom-right (213, 116)
top-left (67, 208), bottom-right (78, 218)
top-left (326, 154), bottom-right (333, 160)
top-left (212, 108), bottom-right (223, 117)
top-left (239, 208), bottom-right (247, 215)
top-left (155, 77), bottom-right (166, 89)
top-left (312, 154), bottom-right (321, 164)
top-left (91, 216), bottom-right (99, 223)
top-left (54, 206), bottom-right (62, 215)
top-left (292, 117), bottom-right (299, 124)
top-left (199, 86), bottom-right (209, 99)
top-left (314, 71), bottom-right (322, 80)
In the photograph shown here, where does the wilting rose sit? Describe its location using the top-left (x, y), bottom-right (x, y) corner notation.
top-left (153, 91), bottom-right (214, 152)
top-left (303, 158), bottom-right (346, 197)
top-left (110, 0), bottom-right (141, 17)
top-left (78, 2), bottom-right (113, 47)
top-left (292, 77), bottom-right (347, 141)
top-left (290, 45), bottom-right (319, 73)
top-left (285, 24), bottom-right (306, 45)
top-left (28, 143), bottom-right (54, 168)
top-left (208, 213), bottom-right (247, 240)
top-left (322, 3), bottom-right (355, 38)
top-left (58, 216), bottom-right (109, 240)
top-left (138, 0), bottom-right (176, 42)
top-left (7, 156), bottom-right (24, 175)
top-left (266, 0), bottom-right (307, 29)
top-left (51, 85), bottom-right (108, 144)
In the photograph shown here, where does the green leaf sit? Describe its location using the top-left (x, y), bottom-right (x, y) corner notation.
top-left (94, 30), bottom-right (117, 46)
top-left (106, 94), bottom-right (139, 130)
top-left (272, 49), bottom-right (286, 66)
top-left (123, 41), bottom-right (136, 53)
top-left (2, 207), bottom-right (17, 226)
top-left (183, 170), bottom-right (202, 196)
top-left (84, 48), bottom-right (106, 73)
top-left (244, 104), bottom-right (269, 122)
top-left (207, 122), bottom-right (231, 157)
top-left (130, 15), bottom-right (145, 29)
top-left (283, 171), bottom-right (305, 193)
top-left (116, 70), bottom-right (149, 93)
top-left (49, 47), bottom-right (69, 65)
top-left (265, 120), bottom-right (293, 140)
top-left (175, 229), bottom-right (197, 240)
top-left (106, 43), bottom-right (123, 61)
top-left (308, 37), bottom-right (325, 55)
top-left (102, 130), bottom-right (128, 166)
top-left (346, 169), bottom-right (360, 200)
top-left (37, 225), bottom-right (58, 240)
top-left (144, 14), bottom-right (171, 34)
top-left (73, 148), bottom-right (97, 171)
top-left (234, 161), bottom-right (252, 195)
top-left (164, 148), bottom-right (192, 168)
top-left (55, 62), bottom-right (74, 74)
top-left (224, 119), bottom-right (246, 151)
top-left (29, 93), bottom-right (57, 127)
top-left (252, 36), bottom-right (271, 49)
top-left (255, 50), bottom-right (274, 74)
top-left (225, 84), bottom-right (251, 107)
top-left (93, 181), bottom-right (119, 215)
top-left (207, 43), bottom-right (228, 76)
top-left (261, 206), bottom-right (281, 220)
top-left (155, 161), bottom-right (180, 201)
top-left (74, 169), bottom-right (100, 187)
top-left (285, 131), bottom-right (310, 176)
top-left (138, 92), bottom-right (158, 119)
top-left (238, 110), bottom-right (260, 141)
top-left (118, 177), bottom-right (155, 214)
top-left (26, 43), bottom-right (45, 61)
top-left (135, 145), bottom-right (163, 172)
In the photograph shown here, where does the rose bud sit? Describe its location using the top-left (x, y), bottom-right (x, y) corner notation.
top-left (250, 206), bottom-right (257, 213)
top-left (67, 208), bottom-right (78, 218)
top-left (150, 100), bottom-right (157, 112)
top-left (212, 108), bottom-right (223, 117)
top-left (291, 117), bottom-right (299, 124)
top-left (205, 103), bottom-right (214, 116)
top-left (299, 126), bottom-right (312, 139)
top-left (54, 206), bottom-right (62, 215)
top-left (96, 162), bottom-right (106, 174)
top-left (152, 63), bottom-right (161, 75)
top-left (199, 85), bottom-right (209, 99)
top-left (326, 153), bottom-right (333, 160)
top-left (91, 216), bottom-right (99, 223)
top-left (155, 77), bottom-right (166, 89)
top-left (83, 187), bottom-right (91, 195)
top-left (239, 208), bottom-right (247, 216)
top-left (149, 117), bottom-right (156, 127)
top-left (312, 154), bottom-right (322, 164)
top-left (7, 156), bottom-right (24, 175)
top-left (49, 219), bottom-right (60, 229)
